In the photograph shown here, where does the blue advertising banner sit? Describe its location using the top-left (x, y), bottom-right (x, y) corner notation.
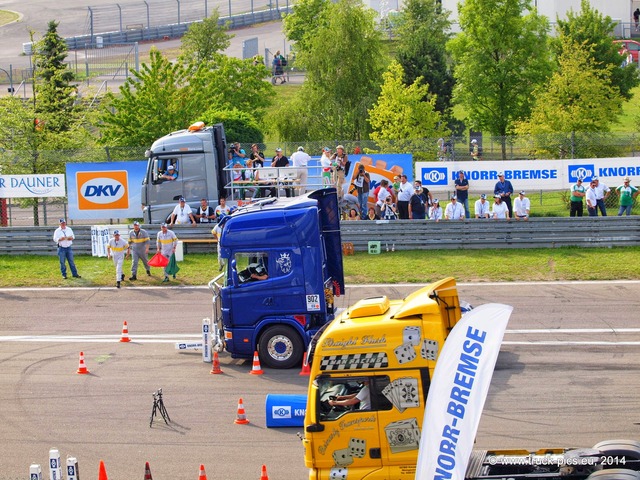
top-left (66, 161), bottom-right (146, 220)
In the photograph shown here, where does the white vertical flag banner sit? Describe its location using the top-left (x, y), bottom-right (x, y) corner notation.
top-left (415, 303), bottom-right (513, 480)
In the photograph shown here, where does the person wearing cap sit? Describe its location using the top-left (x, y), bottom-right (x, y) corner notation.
top-left (474, 194), bottom-right (490, 219)
top-left (494, 171), bottom-right (514, 218)
top-left (409, 180), bottom-right (428, 220)
top-left (169, 197), bottom-right (196, 226)
top-left (616, 177), bottom-right (639, 216)
top-left (429, 199), bottom-right (443, 222)
top-left (514, 191), bottom-right (530, 221)
top-left (289, 146), bottom-right (311, 196)
top-left (470, 139), bottom-right (481, 161)
top-left (586, 180), bottom-right (598, 216)
top-left (445, 194), bottom-right (465, 220)
top-left (127, 221), bottom-right (151, 280)
top-left (492, 194), bottom-right (509, 220)
top-left (52, 218), bottom-right (81, 280)
top-left (454, 170), bottom-right (470, 218)
top-left (157, 223), bottom-right (178, 282)
top-left (330, 145), bottom-right (349, 199)
top-left (592, 176), bottom-right (611, 216)
top-left (569, 177), bottom-right (586, 217)
top-left (160, 164), bottom-right (178, 181)
top-left (107, 230), bottom-right (130, 288)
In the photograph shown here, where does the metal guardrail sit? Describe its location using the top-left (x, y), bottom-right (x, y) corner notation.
top-left (1, 217), bottom-right (639, 256)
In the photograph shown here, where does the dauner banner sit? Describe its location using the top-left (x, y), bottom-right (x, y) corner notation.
top-left (415, 303), bottom-right (513, 480)
top-left (0, 174), bottom-right (65, 198)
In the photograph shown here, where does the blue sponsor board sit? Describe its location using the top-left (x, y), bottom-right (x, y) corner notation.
top-left (568, 165), bottom-right (595, 182)
top-left (265, 394), bottom-right (307, 428)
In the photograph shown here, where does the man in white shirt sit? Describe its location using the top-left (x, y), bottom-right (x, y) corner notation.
top-left (445, 195), bottom-right (465, 220)
top-left (592, 176), bottom-right (611, 216)
top-left (396, 175), bottom-right (414, 219)
top-left (474, 194), bottom-right (490, 219)
top-left (289, 146), bottom-right (311, 195)
top-left (514, 191), bottom-right (530, 221)
top-left (170, 197), bottom-right (196, 225)
top-left (52, 218), bottom-right (81, 279)
top-left (586, 181), bottom-right (598, 216)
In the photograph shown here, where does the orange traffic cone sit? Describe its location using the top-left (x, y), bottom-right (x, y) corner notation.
top-left (98, 459), bottom-right (108, 480)
top-left (234, 397), bottom-right (250, 424)
top-left (210, 351), bottom-right (223, 374)
top-left (299, 351), bottom-right (310, 376)
top-left (119, 321), bottom-right (131, 342)
top-left (249, 351), bottom-right (264, 375)
top-left (260, 464), bottom-right (269, 480)
top-left (198, 464), bottom-right (208, 480)
top-left (144, 461), bottom-right (153, 480)
top-left (76, 351), bottom-right (90, 374)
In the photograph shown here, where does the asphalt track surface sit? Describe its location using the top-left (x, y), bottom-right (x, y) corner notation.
top-left (2, 281), bottom-right (640, 478)
top-left (0, 1), bottom-right (289, 69)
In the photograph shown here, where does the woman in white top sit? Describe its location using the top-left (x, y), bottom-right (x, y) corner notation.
top-left (492, 195), bottom-right (509, 219)
top-left (429, 199), bottom-right (443, 222)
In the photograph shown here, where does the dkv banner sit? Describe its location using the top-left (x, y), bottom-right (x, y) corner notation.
top-left (415, 303), bottom-right (513, 480)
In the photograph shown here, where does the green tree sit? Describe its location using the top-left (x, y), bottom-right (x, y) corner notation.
top-left (201, 108), bottom-right (263, 145)
top-left (394, 0), bottom-right (454, 116)
top-left (277, 0), bottom-right (385, 141)
top-left (555, 0), bottom-right (639, 100)
top-left (99, 49), bottom-right (273, 147)
top-left (179, 11), bottom-right (233, 64)
top-left (32, 21), bottom-right (77, 133)
top-left (448, 0), bottom-right (552, 158)
top-left (368, 61), bottom-right (447, 159)
top-left (282, 0), bottom-right (330, 53)
top-left (515, 38), bottom-right (622, 158)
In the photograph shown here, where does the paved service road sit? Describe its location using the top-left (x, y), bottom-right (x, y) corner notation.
top-left (1, 282), bottom-right (640, 478)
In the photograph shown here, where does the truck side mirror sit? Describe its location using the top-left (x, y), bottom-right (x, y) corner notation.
top-left (306, 423), bottom-right (325, 432)
top-left (230, 259), bottom-right (238, 286)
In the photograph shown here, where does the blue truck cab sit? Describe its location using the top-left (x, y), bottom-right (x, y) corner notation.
top-left (209, 188), bottom-right (345, 369)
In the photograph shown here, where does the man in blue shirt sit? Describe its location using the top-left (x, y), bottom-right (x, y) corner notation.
top-left (228, 142), bottom-right (246, 167)
top-left (454, 170), bottom-right (470, 218)
top-left (494, 171), bottom-right (514, 218)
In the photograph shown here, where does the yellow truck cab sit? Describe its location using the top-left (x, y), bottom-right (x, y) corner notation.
top-left (303, 277), bottom-right (464, 480)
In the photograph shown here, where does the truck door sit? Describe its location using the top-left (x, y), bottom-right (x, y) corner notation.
top-left (308, 375), bottom-right (389, 479)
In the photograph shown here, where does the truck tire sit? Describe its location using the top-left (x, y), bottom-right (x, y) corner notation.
top-left (258, 325), bottom-right (304, 369)
top-left (586, 469), bottom-right (640, 480)
top-left (592, 440), bottom-right (640, 469)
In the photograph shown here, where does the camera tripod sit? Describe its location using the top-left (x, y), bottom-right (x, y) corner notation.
top-left (150, 388), bottom-right (171, 427)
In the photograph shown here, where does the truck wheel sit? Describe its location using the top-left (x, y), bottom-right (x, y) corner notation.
top-left (258, 325), bottom-right (303, 369)
top-left (592, 440), bottom-right (640, 470)
top-left (586, 469), bottom-right (640, 480)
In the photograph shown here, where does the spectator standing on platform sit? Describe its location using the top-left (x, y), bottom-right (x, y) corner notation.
top-left (128, 221), bottom-right (151, 280)
top-left (290, 146), bottom-right (311, 195)
top-left (514, 191), bottom-right (530, 221)
top-left (474, 194), bottom-right (491, 219)
top-left (107, 230), bottom-right (129, 289)
top-left (320, 147), bottom-right (333, 187)
top-left (454, 170), bottom-right (470, 218)
top-left (592, 176), bottom-right (611, 216)
top-left (228, 142), bottom-right (246, 167)
top-left (396, 174), bottom-right (414, 219)
top-left (331, 145), bottom-right (349, 199)
top-left (569, 178), bottom-right (586, 217)
top-left (616, 177), bottom-right (638, 216)
top-left (352, 164), bottom-right (370, 219)
top-left (494, 172), bottom-right (514, 218)
top-left (52, 218), bottom-right (81, 280)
